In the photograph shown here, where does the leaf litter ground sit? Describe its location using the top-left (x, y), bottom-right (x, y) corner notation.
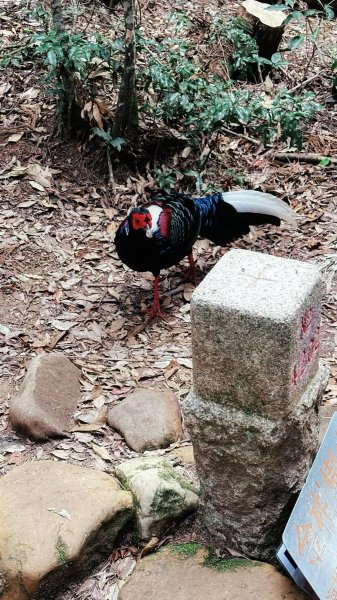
top-left (1, 0), bottom-right (337, 597)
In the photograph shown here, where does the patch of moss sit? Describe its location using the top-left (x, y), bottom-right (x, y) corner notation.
top-left (115, 471), bottom-right (142, 514)
top-left (170, 543), bottom-right (203, 557)
top-left (204, 554), bottom-right (259, 572)
top-left (55, 536), bottom-right (69, 566)
top-left (150, 487), bottom-right (185, 517)
top-left (158, 463), bottom-right (198, 495)
top-left (135, 463), bottom-right (158, 471)
top-left (115, 471), bottom-right (130, 492)
top-left (171, 544), bottom-right (259, 572)
top-left (158, 463), bottom-right (176, 481)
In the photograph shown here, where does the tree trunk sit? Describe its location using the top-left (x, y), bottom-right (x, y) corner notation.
top-left (112, 0), bottom-right (139, 141)
top-left (50, 0), bottom-right (65, 31)
top-left (50, 0), bottom-right (82, 130)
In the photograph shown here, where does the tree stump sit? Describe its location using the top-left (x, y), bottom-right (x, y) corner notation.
top-left (238, 0), bottom-right (287, 76)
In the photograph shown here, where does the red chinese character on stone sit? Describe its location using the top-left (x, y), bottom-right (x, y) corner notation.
top-left (313, 326), bottom-right (320, 352)
top-left (300, 349), bottom-right (307, 376)
top-left (291, 365), bottom-right (298, 386)
top-left (307, 338), bottom-right (314, 363)
top-left (301, 308), bottom-right (313, 338)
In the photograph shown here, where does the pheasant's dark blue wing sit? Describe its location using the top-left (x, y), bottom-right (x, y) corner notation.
top-left (193, 193), bottom-right (240, 244)
top-left (194, 192), bottom-right (296, 245)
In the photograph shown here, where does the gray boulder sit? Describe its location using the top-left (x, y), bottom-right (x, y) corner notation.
top-left (115, 457), bottom-right (199, 538)
top-left (108, 387), bottom-right (183, 452)
top-left (0, 461), bottom-right (133, 600)
top-left (9, 353), bottom-right (81, 440)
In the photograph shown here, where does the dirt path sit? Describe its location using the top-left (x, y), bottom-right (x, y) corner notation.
top-left (1, 0), bottom-right (337, 597)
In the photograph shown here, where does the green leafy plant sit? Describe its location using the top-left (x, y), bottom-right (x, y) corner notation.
top-left (155, 167), bottom-right (178, 193)
top-left (0, 19), bottom-right (123, 82)
top-left (254, 89), bottom-right (321, 149)
top-left (33, 31), bottom-right (123, 82)
top-left (92, 128), bottom-right (125, 151)
top-left (268, 0), bottom-right (334, 54)
top-left (168, 9), bottom-right (192, 34)
top-left (272, 0), bottom-right (334, 21)
top-left (319, 156), bottom-right (331, 166)
top-left (209, 17), bottom-right (282, 80)
top-left (223, 168), bottom-right (246, 188)
top-left (155, 167), bottom-right (213, 195)
top-left (0, 44), bottom-right (32, 68)
top-left (139, 36), bottom-right (320, 149)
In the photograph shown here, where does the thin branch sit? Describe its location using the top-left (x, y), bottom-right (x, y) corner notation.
top-left (301, 17), bottom-right (320, 85)
top-left (78, 221), bottom-right (103, 242)
top-left (290, 72), bottom-right (321, 93)
top-left (272, 152), bottom-right (337, 165)
top-left (106, 148), bottom-right (117, 194)
top-left (221, 126), bottom-right (260, 146)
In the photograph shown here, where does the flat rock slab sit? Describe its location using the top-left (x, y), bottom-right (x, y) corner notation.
top-left (108, 387), bottom-right (183, 452)
top-left (120, 545), bottom-right (307, 600)
top-left (169, 445), bottom-right (195, 464)
top-left (115, 457), bottom-right (198, 539)
top-left (9, 353), bottom-right (81, 440)
top-left (0, 461), bottom-right (133, 600)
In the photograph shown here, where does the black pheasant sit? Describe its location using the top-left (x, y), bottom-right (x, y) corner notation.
top-left (115, 190), bottom-right (296, 318)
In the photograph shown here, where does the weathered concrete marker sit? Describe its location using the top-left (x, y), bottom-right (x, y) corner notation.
top-left (183, 249), bottom-right (329, 560)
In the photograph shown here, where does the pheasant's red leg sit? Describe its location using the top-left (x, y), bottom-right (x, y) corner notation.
top-left (187, 252), bottom-right (197, 286)
top-left (145, 275), bottom-right (166, 321)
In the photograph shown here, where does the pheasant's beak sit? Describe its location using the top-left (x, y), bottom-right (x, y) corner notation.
top-left (145, 225), bottom-right (153, 238)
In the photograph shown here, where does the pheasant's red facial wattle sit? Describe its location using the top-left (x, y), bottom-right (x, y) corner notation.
top-left (131, 212), bottom-right (152, 231)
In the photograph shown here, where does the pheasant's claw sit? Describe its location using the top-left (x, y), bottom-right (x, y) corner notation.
top-left (144, 305), bottom-right (167, 322)
top-left (141, 273), bottom-right (167, 321)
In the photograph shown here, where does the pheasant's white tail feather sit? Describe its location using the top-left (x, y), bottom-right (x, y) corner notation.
top-left (221, 190), bottom-right (297, 226)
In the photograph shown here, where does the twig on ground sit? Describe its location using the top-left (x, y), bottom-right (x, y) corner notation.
top-left (78, 221), bottom-right (102, 242)
top-left (272, 152), bottom-right (337, 165)
top-left (221, 126), bottom-right (260, 146)
top-left (290, 72), bottom-right (321, 93)
top-left (107, 148), bottom-right (116, 195)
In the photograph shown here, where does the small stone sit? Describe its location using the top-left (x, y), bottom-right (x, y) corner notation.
top-left (9, 353), bottom-right (81, 440)
top-left (120, 545), bottom-right (307, 600)
top-left (0, 461), bottom-right (133, 600)
top-left (115, 457), bottom-right (199, 539)
top-left (108, 387), bottom-right (183, 453)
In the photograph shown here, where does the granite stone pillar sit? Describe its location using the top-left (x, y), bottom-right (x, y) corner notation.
top-left (183, 249), bottom-right (329, 560)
